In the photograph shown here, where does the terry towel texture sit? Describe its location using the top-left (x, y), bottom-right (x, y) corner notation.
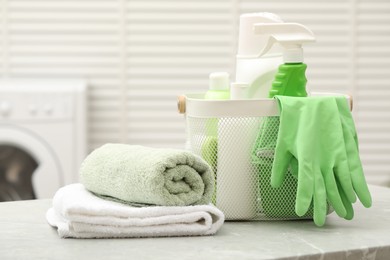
top-left (80, 144), bottom-right (214, 206)
top-left (46, 184), bottom-right (225, 238)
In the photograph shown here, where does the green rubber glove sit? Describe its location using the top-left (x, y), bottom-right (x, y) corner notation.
top-left (272, 96), bottom-right (355, 226)
top-left (283, 96), bottom-right (371, 223)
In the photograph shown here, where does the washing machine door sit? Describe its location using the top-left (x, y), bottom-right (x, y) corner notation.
top-left (0, 125), bottom-right (63, 200)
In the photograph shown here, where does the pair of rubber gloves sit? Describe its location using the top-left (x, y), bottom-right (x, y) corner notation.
top-left (272, 95), bottom-right (372, 226)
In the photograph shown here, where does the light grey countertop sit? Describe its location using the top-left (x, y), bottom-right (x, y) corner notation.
top-left (0, 185), bottom-right (389, 260)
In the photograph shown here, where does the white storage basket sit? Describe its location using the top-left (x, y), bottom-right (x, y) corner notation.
top-left (178, 93), bottom-right (352, 221)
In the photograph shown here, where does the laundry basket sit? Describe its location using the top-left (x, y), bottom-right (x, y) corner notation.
top-left (178, 93), bottom-right (352, 221)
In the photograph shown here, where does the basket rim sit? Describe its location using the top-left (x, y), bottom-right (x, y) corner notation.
top-left (183, 92), bottom-right (351, 118)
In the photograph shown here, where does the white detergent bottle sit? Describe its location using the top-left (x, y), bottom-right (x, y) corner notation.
top-left (215, 13), bottom-right (283, 220)
top-left (234, 12), bottom-right (284, 99)
top-left (217, 115), bottom-right (261, 220)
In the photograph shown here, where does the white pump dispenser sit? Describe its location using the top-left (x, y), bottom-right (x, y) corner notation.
top-left (253, 23), bottom-right (316, 63)
top-left (233, 13), bottom-right (284, 99)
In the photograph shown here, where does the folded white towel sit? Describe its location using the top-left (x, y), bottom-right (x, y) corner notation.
top-left (46, 184), bottom-right (225, 238)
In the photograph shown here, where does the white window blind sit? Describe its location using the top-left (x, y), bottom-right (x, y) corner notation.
top-left (124, 0), bottom-right (234, 147)
top-left (0, 0), bottom-right (389, 186)
top-left (356, 0), bottom-right (390, 186)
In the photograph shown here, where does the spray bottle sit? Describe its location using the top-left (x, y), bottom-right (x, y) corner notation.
top-left (254, 22), bottom-right (315, 98)
top-left (251, 23), bottom-right (316, 218)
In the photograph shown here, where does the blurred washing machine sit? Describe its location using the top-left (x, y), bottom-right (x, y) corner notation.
top-left (0, 79), bottom-right (87, 201)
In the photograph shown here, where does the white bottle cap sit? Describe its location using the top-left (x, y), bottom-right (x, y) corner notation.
top-left (237, 13), bottom-right (283, 58)
top-left (284, 46), bottom-right (304, 63)
top-left (230, 82), bottom-right (250, 100)
top-left (209, 72), bottom-right (229, 91)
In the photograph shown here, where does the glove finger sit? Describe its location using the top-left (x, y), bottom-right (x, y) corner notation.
top-left (335, 97), bottom-right (371, 207)
top-left (313, 170), bottom-right (327, 227)
top-left (295, 161), bottom-right (314, 217)
top-left (350, 157), bottom-right (372, 208)
top-left (323, 168), bottom-right (346, 218)
top-left (342, 131), bottom-right (371, 207)
top-left (343, 130), bottom-right (372, 208)
top-left (271, 148), bottom-right (293, 188)
top-left (334, 160), bottom-right (356, 203)
top-left (337, 181), bottom-right (354, 220)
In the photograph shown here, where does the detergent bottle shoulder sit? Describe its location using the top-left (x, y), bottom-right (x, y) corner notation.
top-left (205, 90), bottom-right (230, 100)
top-left (205, 72), bottom-right (230, 100)
top-left (268, 63), bottom-right (308, 98)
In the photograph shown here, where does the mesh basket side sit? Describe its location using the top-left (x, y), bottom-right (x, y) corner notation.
top-left (186, 115), bottom-right (320, 221)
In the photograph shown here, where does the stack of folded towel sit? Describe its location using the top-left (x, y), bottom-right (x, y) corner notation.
top-left (46, 144), bottom-right (224, 238)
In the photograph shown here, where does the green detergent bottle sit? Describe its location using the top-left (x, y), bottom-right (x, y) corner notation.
top-left (251, 23), bottom-right (319, 218)
top-left (202, 72), bottom-right (230, 204)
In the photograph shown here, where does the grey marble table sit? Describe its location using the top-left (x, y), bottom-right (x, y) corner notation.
top-left (0, 185), bottom-right (389, 260)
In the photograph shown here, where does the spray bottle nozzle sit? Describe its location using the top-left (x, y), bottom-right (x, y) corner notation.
top-left (253, 23), bottom-right (316, 63)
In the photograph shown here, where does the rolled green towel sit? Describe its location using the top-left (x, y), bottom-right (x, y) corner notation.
top-left (80, 144), bottom-right (214, 206)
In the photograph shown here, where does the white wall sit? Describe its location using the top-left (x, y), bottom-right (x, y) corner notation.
top-left (0, 0), bottom-right (389, 186)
